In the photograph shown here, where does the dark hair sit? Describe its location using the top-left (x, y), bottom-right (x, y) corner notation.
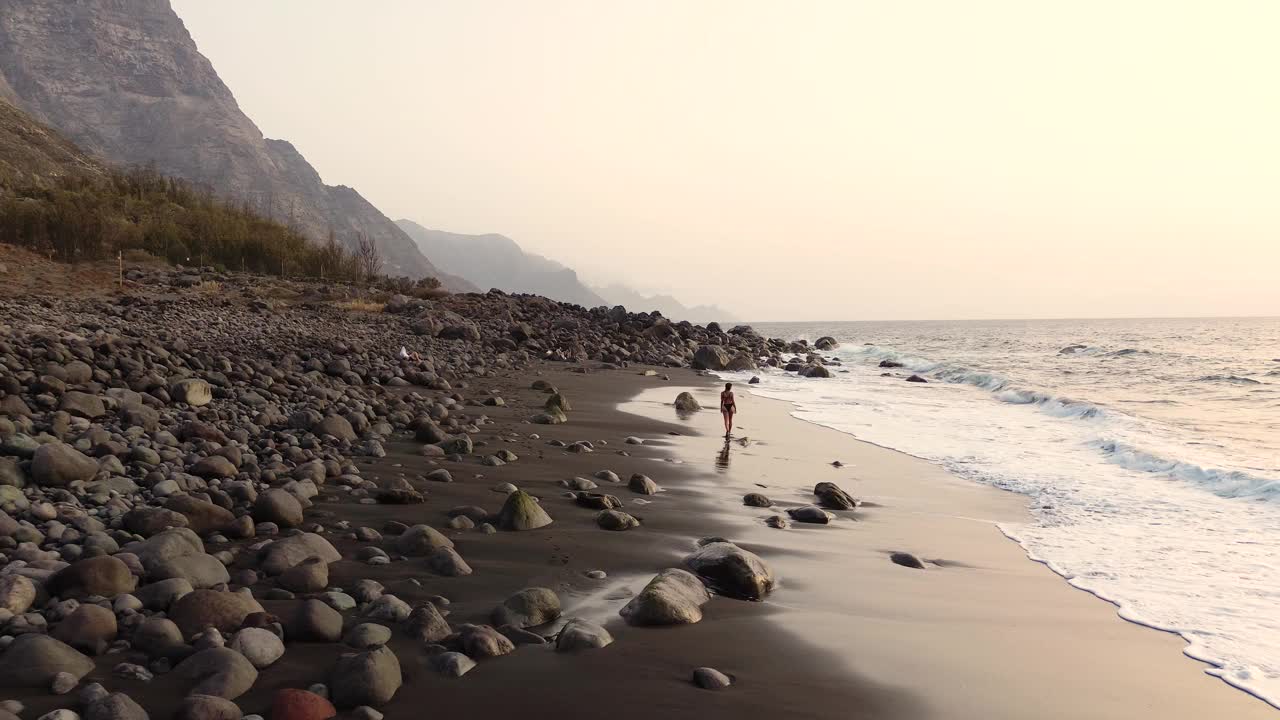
top-left (724, 382), bottom-right (732, 390)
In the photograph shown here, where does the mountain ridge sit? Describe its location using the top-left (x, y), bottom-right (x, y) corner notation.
top-left (396, 220), bottom-right (607, 308)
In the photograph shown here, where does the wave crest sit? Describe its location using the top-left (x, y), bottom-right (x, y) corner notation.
top-left (1094, 440), bottom-right (1280, 501)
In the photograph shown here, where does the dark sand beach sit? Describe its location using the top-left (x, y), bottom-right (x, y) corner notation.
top-left (619, 380), bottom-right (1279, 720)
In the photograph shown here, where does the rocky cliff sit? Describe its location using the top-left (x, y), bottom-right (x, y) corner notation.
top-left (0, 98), bottom-right (104, 183)
top-left (0, 0), bottom-right (465, 286)
top-left (396, 220), bottom-right (608, 308)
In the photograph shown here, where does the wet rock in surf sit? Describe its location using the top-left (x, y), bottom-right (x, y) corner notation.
top-left (765, 515), bottom-right (789, 529)
top-left (906, 374), bottom-right (928, 383)
top-left (799, 364), bottom-right (831, 378)
top-left (683, 541), bottom-right (775, 601)
top-left (555, 618), bottom-right (613, 651)
top-left (628, 473), bottom-right (659, 495)
top-left (890, 552), bottom-right (926, 569)
top-left (814, 336), bottom-right (839, 351)
top-left (878, 359), bottom-right (904, 368)
top-left (748, 375), bottom-right (761, 384)
top-left (619, 568), bottom-right (712, 626)
top-left (787, 506), bottom-right (833, 524)
top-left (596, 509), bottom-right (641, 531)
top-left (742, 492), bottom-right (772, 508)
top-left (814, 481), bottom-right (857, 510)
top-left (674, 392), bottom-right (701, 412)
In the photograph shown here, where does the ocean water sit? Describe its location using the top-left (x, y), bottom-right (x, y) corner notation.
top-left (727, 317), bottom-right (1280, 707)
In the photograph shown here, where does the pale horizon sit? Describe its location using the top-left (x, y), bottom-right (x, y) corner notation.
top-left (173, 0), bottom-right (1279, 322)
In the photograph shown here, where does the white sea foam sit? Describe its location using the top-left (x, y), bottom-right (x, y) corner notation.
top-left (726, 317), bottom-right (1280, 707)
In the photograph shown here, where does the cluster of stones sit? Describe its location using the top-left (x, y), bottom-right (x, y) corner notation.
top-left (0, 263), bottom-right (817, 714)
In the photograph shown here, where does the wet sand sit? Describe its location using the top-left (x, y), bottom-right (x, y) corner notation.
top-left (624, 380), bottom-right (1277, 719)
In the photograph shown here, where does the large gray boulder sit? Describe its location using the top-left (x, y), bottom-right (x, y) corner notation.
top-left (314, 414), bottom-right (357, 442)
top-left (31, 442), bottom-right (99, 486)
top-left (0, 574), bottom-right (36, 613)
top-left (171, 379), bottom-right (213, 407)
top-left (279, 556), bottom-right (328, 593)
top-left (164, 495), bottom-right (235, 534)
top-left (148, 552), bottom-right (230, 589)
top-left (692, 345), bottom-right (731, 371)
top-left (393, 524), bottom-right (453, 556)
top-left (169, 590), bottom-right (265, 639)
top-left (405, 604), bottom-right (450, 643)
top-left (620, 568), bottom-right (712, 626)
top-left (172, 647), bottom-right (258, 700)
top-left (46, 555), bottom-right (136, 599)
top-left (257, 533), bottom-right (340, 575)
top-left (555, 618), bottom-right (613, 651)
top-left (131, 616), bottom-right (185, 658)
top-left (673, 392), bottom-right (701, 412)
top-left (51, 603), bottom-right (117, 655)
top-left (787, 505), bottom-right (833, 524)
top-left (289, 598), bottom-right (343, 642)
top-left (491, 587), bottom-right (561, 629)
top-left (85, 692), bottom-right (150, 720)
top-left (456, 624), bottom-right (514, 659)
top-left (0, 634), bottom-right (94, 687)
top-left (123, 528), bottom-right (206, 572)
top-left (134, 577), bottom-right (194, 611)
top-left (426, 547), bottom-right (472, 577)
top-left (683, 541), bottom-right (775, 601)
top-left (229, 627), bottom-right (285, 669)
top-left (329, 646), bottom-right (402, 708)
top-left (59, 391), bottom-right (106, 419)
top-left (497, 490), bottom-right (552, 531)
top-left (814, 481), bottom-right (857, 510)
top-left (173, 695), bottom-right (242, 720)
top-left (252, 489), bottom-right (304, 528)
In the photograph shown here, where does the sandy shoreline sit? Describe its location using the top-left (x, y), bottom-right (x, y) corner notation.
top-left (623, 379), bottom-right (1277, 719)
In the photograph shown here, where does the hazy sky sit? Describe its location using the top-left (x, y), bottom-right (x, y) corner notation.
top-left (173, 1), bottom-right (1278, 321)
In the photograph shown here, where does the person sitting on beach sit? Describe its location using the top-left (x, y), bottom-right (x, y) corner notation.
top-left (720, 382), bottom-right (736, 437)
top-left (398, 346), bottom-right (422, 362)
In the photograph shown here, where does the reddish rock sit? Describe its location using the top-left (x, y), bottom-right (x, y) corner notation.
top-left (270, 689), bottom-right (336, 720)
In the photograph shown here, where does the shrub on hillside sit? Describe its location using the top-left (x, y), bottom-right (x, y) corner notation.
top-left (0, 165), bottom-right (438, 288)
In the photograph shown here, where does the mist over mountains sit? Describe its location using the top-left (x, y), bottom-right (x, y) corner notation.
top-left (397, 220), bottom-right (735, 323)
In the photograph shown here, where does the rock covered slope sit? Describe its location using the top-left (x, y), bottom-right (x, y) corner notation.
top-left (0, 99), bottom-right (104, 184)
top-left (0, 0), bottom-right (466, 287)
top-left (396, 220), bottom-right (607, 308)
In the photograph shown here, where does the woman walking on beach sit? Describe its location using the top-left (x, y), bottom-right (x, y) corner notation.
top-left (720, 382), bottom-right (736, 437)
